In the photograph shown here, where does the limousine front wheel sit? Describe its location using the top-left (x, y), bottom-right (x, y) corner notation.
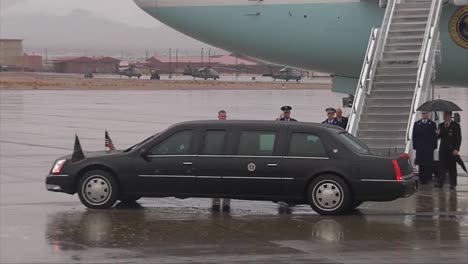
top-left (308, 175), bottom-right (352, 215)
top-left (78, 170), bottom-right (119, 209)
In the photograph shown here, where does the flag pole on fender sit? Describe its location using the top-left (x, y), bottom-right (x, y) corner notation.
top-left (105, 130), bottom-right (116, 151)
top-left (71, 134), bottom-right (85, 163)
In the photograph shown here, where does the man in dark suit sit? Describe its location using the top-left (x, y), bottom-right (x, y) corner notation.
top-left (277, 106), bottom-right (298, 122)
top-left (322, 108), bottom-right (339, 126)
top-left (334, 108), bottom-right (348, 129)
top-left (412, 111), bottom-right (438, 184)
top-left (435, 111), bottom-right (462, 190)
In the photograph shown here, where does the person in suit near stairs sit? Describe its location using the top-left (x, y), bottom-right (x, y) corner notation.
top-left (412, 111), bottom-right (438, 184)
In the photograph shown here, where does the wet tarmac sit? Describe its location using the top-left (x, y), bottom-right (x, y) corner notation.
top-left (1, 88), bottom-right (468, 263)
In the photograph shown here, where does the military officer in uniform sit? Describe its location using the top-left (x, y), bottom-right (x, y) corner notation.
top-left (322, 108), bottom-right (339, 126)
top-left (412, 111), bottom-right (438, 184)
top-left (435, 111), bottom-right (462, 190)
top-left (276, 106), bottom-right (297, 213)
top-left (212, 110), bottom-right (231, 212)
top-left (276, 106), bottom-right (298, 121)
top-left (335, 108), bottom-right (348, 129)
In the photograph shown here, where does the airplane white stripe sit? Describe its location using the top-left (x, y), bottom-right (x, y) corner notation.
top-left (134, 0), bottom-right (361, 8)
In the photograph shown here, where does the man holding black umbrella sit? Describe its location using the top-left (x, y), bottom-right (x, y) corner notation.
top-left (412, 111), bottom-right (438, 184)
top-left (435, 111), bottom-right (462, 190)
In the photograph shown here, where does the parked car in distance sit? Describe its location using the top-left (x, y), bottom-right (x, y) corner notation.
top-left (46, 120), bottom-right (417, 215)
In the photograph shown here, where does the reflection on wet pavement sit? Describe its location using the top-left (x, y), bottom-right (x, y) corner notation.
top-left (1, 89), bottom-right (468, 263)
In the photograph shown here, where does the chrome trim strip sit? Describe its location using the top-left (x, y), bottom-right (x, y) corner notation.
top-left (48, 174), bottom-right (69, 177)
top-left (361, 179), bottom-right (400, 182)
top-left (147, 154), bottom-right (330, 159)
top-left (138, 175), bottom-right (196, 178)
top-left (147, 155), bottom-right (197, 158)
top-left (223, 176), bottom-right (282, 180)
top-left (138, 175), bottom-right (294, 180)
top-left (46, 184), bottom-right (62, 191)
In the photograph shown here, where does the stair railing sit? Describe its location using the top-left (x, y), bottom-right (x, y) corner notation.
top-left (347, 0), bottom-right (397, 135)
top-left (347, 28), bottom-right (379, 135)
top-left (405, 0), bottom-right (444, 154)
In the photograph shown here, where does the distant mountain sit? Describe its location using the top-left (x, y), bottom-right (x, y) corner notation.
top-left (1, 9), bottom-right (217, 56)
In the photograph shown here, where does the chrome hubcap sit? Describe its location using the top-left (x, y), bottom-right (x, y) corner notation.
top-left (83, 176), bottom-right (111, 205)
top-left (314, 181), bottom-right (343, 210)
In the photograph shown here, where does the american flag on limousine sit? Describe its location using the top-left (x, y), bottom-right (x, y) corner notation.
top-left (105, 130), bottom-right (116, 151)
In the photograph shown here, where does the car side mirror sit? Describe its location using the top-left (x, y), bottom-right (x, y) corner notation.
top-left (454, 113), bottom-right (461, 123)
top-left (139, 149), bottom-right (150, 161)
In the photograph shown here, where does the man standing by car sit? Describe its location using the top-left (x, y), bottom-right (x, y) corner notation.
top-left (212, 110), bottom-right (231, 212)
top-left (412, 111), bottom-right (438, 184)
top-left (276, 106), bottom-right (297, 121)
top-left (322, 108), bottom-right (338, 126)
top-left (335, 108), bottom-right (348, 129)
top-left (435, 111), bottom-right (462, 190)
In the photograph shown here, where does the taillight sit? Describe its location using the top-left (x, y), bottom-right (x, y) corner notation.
top-left (52, 159), bottom-right (66, 174)
top-left (392, 159), bottom-right (402, 181)
top-left (399, 153), bottom-right (409, 159)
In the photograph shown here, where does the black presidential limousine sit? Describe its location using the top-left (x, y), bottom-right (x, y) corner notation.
top-left (46, 120), bottom-right (417, 215)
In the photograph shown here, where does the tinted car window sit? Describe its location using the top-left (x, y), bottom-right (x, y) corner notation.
top-left (238, 131), bottom-right (276, 156)
top-left (150, 130), bottom-right (192, 155)
top-left (202, 130), bottom-right (226, 155)
top-left (289, 133), bottom-right (327, 157)
top-left (339, 132), bottom-right (370, 154)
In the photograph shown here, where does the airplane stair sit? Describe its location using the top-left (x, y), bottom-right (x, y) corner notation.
top-left (348, 0), bottom-right (444, 156)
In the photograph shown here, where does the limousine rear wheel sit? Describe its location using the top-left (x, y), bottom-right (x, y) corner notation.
top-left (308, 175), bottom-right (352, 215)
top-left (78, 170), bottom-right (119, 209)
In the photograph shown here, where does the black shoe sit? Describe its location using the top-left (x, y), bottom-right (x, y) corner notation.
top-left (211, 204), bottom-right (220, 212)
top-left (434, 184), bottom-right (443, 188)
top-left (449, 186), bottom-right (456, 190)
top-left (222, 205), bottom-right (231, 212)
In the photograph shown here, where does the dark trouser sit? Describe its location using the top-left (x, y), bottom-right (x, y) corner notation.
top-left (439, 154), bottom-right (457, 187)
top-left (419, 165), bottom-right (433, 183)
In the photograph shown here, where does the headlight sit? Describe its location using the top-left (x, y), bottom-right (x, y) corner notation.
top-left (52, 159), bottom-right (66, 174)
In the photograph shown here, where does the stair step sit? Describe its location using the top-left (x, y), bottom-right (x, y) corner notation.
top-left (390, 23), bottom-right (427, 31)
top-left (359, 137), bottom-right (407, 146)
top-left (386, 42), bottom-right (423, 47)
top-left (376, 66), bottom-right (419, 74)
top-left (386, 36), bottom-right (424, 44)
top-left (360, 113), bottom-right (410, 122)
top-left (357, 130), bottom-right (407, 138)
top-left (379, 59), bottom-right (419, 65)
top-left (392, 16), bottom-right (429, 23)
top-left (388, 31), bottom-right (425, 38)
top-left (373, 81), bottom-right (416, 88)
top-left (370, 90), bottom-right (415, 97)
top-left (365, 98), bottom-right (413, 107)
top-left (373, 74), bottom-right (418, 82)
top-left (378, 61), bottom-right (419, 67)
top-left (385, 44), bottom-right (423, 51)
top-left (362, 106), bottom-right (413, 114)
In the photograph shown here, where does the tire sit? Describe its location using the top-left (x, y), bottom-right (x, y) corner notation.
top-left (308, 174), bottom-right (352, 215)
top-left (77, 170), bottom-right (119, 209)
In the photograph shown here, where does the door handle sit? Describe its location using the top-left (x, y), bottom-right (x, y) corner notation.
top-left (182, 162), bottom-right (193, 166)
top-left (267, 164), bottom-right (278, 167)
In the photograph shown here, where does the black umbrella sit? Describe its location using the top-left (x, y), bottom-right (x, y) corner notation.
top-left (417, 99), bottom-right (463, 112)
top-left (456, 156), bottom-right (467, 173)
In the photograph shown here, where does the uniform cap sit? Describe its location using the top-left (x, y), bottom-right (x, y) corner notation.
top-left (326, 107), bottom-right (336, 114)
top-left (281, 106), bottom-right (292, 112)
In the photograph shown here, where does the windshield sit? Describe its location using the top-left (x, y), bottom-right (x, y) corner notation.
top-left (123, 133), bottom-right (159, 153)
top-left (339, 132), bottom-right (371, 154)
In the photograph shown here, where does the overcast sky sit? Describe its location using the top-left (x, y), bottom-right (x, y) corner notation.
top-left (1, 0), bottom-right (161, 28)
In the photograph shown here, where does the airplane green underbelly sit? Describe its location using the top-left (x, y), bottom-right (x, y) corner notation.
top-left (144, 2), bottom-right (467, 93)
